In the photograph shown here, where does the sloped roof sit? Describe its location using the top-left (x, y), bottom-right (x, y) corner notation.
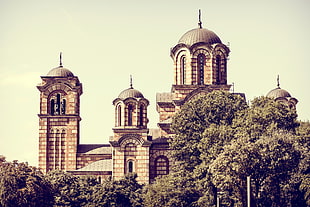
top-left (76, 159), bottom-right (112, 172)
top-left (77, 144), bottom-right (112, 154)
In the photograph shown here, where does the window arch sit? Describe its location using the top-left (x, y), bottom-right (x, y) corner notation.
top-left (127, 160), bottom-right (134, 173)
top-left (216, 55), bottom-right (221, 84)
top-left (139, 104), bottom-right (145, 126)
top-left (155, 156), bottom-right (169, 178)
top-left (117, 104), bottom-right (122, 126)
top-left (125, 143), bottom-right (137, 174)
top-left (180, 55), bottom-right (186, 84)
top-left (50, 93), bottom-right (66, 115)
top-left (197, 54), bottom-right (205, 85)
top-left (127, 104), bottom-right (134, 126)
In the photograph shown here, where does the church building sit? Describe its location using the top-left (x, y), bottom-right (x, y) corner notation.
top-left (37, 14), bottom-right (297, 184)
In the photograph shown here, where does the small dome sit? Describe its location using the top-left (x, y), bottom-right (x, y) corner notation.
top-left (46, 66), bottom-right (74, 77)
top-left (178, 27), bottom-right (222, 46)
top-left (118, 87), bottom-right (144, 99)
top-left (266, 87), bottom-right (291, 99)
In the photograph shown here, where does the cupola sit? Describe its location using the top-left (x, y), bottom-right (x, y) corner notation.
top-left (170, 10), bottom-right (230, 86)
top-left (46, 53), bottom-right (74, 77)
top-left (113, 78), bottom-right (149, 129)
top-left (266, 76), bottom-right (298, 109)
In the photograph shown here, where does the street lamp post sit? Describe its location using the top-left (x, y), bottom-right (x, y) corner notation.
top-left (247, 176), bottom-right (251, 207)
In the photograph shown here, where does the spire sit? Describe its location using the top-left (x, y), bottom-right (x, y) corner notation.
top-left (130, 75), bottom-right (133, 89)
top-left (59, 52), bottom-right (63, 67)
top-left (277, 75), bottom-right (280, 88)
top-left (198, 9), bottom-right (202, 28)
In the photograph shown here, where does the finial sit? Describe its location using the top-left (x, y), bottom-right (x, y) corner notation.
top-left (59, 52), bottom-right (63, 67)
top-left (277, 75), bottom-right (280, 88)
top-left (130, 75), bottom-right (133, 89)
top-left (198, 9), bottom-right (202, 28)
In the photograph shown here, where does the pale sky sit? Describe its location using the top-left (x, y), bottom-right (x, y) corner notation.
top-left (0, 0), bottom-right (309, 166)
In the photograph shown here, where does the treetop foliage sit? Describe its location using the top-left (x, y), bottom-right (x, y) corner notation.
top-left (1, 91), bottom-right (309, 206)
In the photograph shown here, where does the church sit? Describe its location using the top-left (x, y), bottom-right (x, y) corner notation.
top-left (37, 14), bottom-right (297, 184)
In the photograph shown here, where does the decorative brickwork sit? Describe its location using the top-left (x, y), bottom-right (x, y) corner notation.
top-left (37, 66), bottom-right (82, 173)
top-left (38, 20), bottom-right (245, 184)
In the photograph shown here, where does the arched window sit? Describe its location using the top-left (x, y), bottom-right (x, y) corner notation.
top-left (128, 104), bottom-right (134, 126)
top-left (50, 93), bottom-right (66, 115)
top-left (128, 160), bottom-right (134, 173)
top-left (216, 55), bottom-right (221, 84)
top-left (125, 143), bottom-right (137, 173)
top-left (117, 105), bottom-right (122, 126)
top-left (197, 54), bottom-right (205, 85)
top-left (139, 105), bottom-right (144, 126)
top-left (51, 99), bottom-right (55, 115)
top-left (61, 99), bottom-right (66, 115)
top-left (155, 156), bottom-right (169, 178)
top-left (180, 56), bottom-right (186, 84)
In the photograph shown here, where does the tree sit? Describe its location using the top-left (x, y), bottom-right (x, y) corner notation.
top-left (143, 170), bottom-right (200, 207)
top-left (0, 160), bottom-right (53, 207)
top-left (92, 173), bottom-right (143, 207)
top-left (170, 90), bottom-right (247, 171)
top-left (168, 94), bottom-right (305, 206)
top-left (209, 131), bottom-right (304, 206)
top-left (45, 170), bottom-right (100, 207)
top-left (233, 96), bottom-right (299, 140)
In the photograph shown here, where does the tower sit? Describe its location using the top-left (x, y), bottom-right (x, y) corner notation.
top-left (37, 55), bottom-right (82, 173)
top-left (157, 11), bottom-right (231, 136)
top-left (110, 81), bottom-right (151, 183)
top-left (266, 76), bottom-right (298, 109)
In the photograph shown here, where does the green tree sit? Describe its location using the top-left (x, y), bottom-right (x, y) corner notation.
top-left (170, 90), bottom-right (247, 171)
top-left (233, 96), bottom-right (299, 140)
top-left (0, 159), bottom-right (53, 207)
top-left (92, 173), bottom-right (143, 207)
top-left (209, 131), bottom-right (304, 206)
top-left (143, 170), bottom-right (200, 207)
top-left (45, 170), bottom-right (100, 207)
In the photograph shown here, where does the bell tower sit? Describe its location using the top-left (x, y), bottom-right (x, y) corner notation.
top-left (37, 54), bottom-right (83, 173)
top-left (110, 80), bottom-right (151, 183)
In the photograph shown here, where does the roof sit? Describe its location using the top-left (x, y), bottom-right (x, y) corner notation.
top-left (77, 144), bottom-right (112, 154)
top-left (76, 159), bottom-right (112, 172)
top-left (118, 87), bottom-right (144, 99)
top-left (46, 66), bottom-right (74, 77)
top-left (178, 27), bottom-right (222, 46)
top-left (266, 87), bottom-right (291, 99)
top-left (156, 92), bottom-right (173, 103)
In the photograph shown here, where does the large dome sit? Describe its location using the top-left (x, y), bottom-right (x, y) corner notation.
top-left (118, 87), bottom-right (144, 99)
top-left (46, 66), bottom-right (74, 77)
top-left (178, 27), bottom-right (222, 46)
top-left (266, 87), bottom-right (291, 99)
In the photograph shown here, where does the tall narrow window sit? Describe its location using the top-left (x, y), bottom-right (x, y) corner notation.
top-left (50, 93), bottom-right (66, 115)
top-left (139, 105), bottom-right (144, 126)
top-left (197, 54), bottom-right (205, 85)
top-left (61, 99), bottom-right (66, 115)
top-left (117, 105), bottom-right (122, 126)
top-left (51, 99), bottom-right (55, 115)
top-left (180, 56), bottom-right (186, 84)
top-left (216, 56), bottom-right (221, 84)
top-left (155, 156), bottom-right (169, 178)
top-left (128, 160), bottom-right (134, 173)
top-left (55, 94), bottom-right (61, 115)
top-left (128, 104), bottom-right (133, 126)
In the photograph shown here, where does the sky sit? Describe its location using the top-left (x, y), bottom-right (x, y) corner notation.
top-left (0, 0), bottom-right (309, 167)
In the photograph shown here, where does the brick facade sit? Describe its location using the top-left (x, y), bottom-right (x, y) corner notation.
top-left (38, 20), bottom-right (240, 184)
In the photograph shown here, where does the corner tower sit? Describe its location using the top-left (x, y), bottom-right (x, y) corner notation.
top-left (110, 81), bottom-right (151, 183)
top-left (157, 12), bottom-right (231, 136)
top-left (37, 55), bottom-right (82, 173)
